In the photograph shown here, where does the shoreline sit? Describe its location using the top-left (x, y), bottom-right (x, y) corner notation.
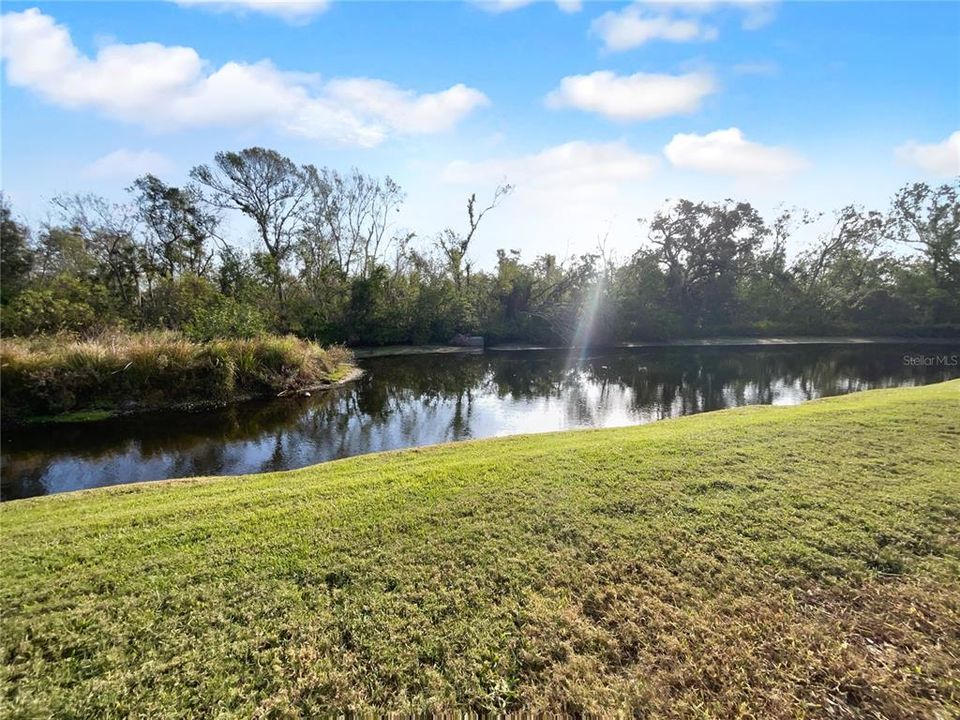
top-left (7, 365), bottom-right (365, 429)
top-left (12, 377), bottom-right (953, 502)
top-left (353, 335), bottom-right (960, 358)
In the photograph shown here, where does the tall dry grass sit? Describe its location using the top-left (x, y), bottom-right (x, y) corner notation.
top-left (0, 331), bottom-right (354, 423)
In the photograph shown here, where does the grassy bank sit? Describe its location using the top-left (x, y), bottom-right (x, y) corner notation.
top-left (0, 332), bottom-right (355, 425)
top-left (2, 381), bottom-right (959, 716)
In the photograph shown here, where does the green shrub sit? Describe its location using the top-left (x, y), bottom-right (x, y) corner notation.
top-left (185, 296), bottom-right (267, 342)
top-left (1, 276), bottom-right (116, 335)
top-left (140, 276), bottom-right (221, 330)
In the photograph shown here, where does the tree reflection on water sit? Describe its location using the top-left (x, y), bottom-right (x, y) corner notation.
top-left (3, 344), bottom-right (957, 499)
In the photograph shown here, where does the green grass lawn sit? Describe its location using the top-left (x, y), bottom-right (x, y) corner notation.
top-left (2, 381), bottom-right (959, 717)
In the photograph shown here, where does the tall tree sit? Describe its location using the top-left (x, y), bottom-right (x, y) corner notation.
top-left (438, 184), bottom-right (512, 290)
top-left (191, 148), bottom-right (313, 315)
top-left (645, 199), bottom-right (768, 329)
top-left (129, 174), bottom-right (220, 280)
top-left (0, 195), bottom-right (33, 305)
top-left (794, 204), bottom-right (894, 322)
top-left (52, 193), bottom-right (140, 311)
top-left (299, 167), bottom-right (406, 280)
top-left (891, 181), bottom-right (960, 295)
top-left (32, 226), bottom-right (95, 281)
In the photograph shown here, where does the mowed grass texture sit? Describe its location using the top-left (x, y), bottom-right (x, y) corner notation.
top-left (2, 381), bottom-right (959, 717)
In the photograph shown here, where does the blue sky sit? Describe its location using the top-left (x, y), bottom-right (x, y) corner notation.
top-left (2, 1), bottom-right (958, 265)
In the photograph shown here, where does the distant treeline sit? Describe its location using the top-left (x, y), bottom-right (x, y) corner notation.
top-left (1, 147), bottom-right (958, 345)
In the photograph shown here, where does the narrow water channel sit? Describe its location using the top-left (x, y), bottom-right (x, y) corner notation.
top-left (3, 343), bottom-right (957, 500)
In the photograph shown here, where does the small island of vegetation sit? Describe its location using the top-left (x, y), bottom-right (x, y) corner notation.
top-left (0, 332), bottom-right (355, 426)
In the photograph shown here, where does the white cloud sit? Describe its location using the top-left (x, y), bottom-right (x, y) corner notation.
top-left (591, 5), bottom-right (717, 52)
top-left (664, 127), bottom-right (807, 177)
top-left (83, 149), bottom-right (175, 180)
top-left (733, 1), bottom-right (777, 30)
top-left (641, 1), bottom-right (777, 30)
top-left (175, 0), bottom-right (330, 24)
top-left (0, 8), bottom-right (487, 147)
top-left (324, 79), bottom-right (489, 135)
top-left (438, 140), bottom-right (657, 261)
top-left (591, 2), bottom-right (775, 51)
top-left (895, 131), bottom-right (960, 178)
top-left (475, 0), bottom-right (582, 13)
top-left (443, 140), bottom-right (658, 191)
top-left (546, 70), bottom-right (716, 122)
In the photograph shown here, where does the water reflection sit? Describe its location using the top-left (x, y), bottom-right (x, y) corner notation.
top-left (3, 344), bottom-right (957, 500)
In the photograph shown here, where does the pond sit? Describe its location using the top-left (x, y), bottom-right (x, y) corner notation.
top-left (2, 343), bottom-right (958, 500)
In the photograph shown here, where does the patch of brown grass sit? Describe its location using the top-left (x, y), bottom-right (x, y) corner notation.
top-left (516, 566), bottom-right (959, 717)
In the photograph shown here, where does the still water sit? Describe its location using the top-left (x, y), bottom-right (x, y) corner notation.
top-left (3, 344), bottom-right (958, 500)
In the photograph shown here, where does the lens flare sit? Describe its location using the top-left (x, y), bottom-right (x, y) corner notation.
top-left (566, 276), bottom-right (605, 372)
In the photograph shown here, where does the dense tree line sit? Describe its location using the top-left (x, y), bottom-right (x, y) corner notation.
top-left (1, 146), bottom-right (957, 344)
